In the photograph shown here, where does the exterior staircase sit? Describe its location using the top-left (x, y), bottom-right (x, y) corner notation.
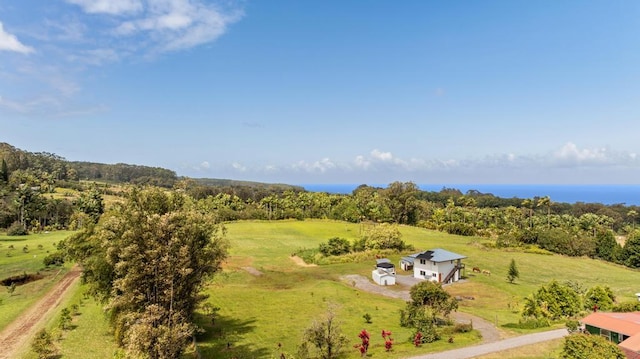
top-left (442, 263), bottom-right (464, 284)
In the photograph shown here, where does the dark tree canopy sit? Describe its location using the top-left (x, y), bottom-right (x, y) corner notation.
top-left (62, 188), bottom-right (228, 359)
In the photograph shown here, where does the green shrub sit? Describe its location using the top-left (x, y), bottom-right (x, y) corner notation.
top-left (7, 221), bottom-right (27, 236)
top-left (514, 317), bottom-right (551, 329)
top-left (318, 237), bottom-right (351, 256)
top-left (565, 319), bottom-right (580, 333)
top-left (612, 302), bottom-right (640, 312)
top-left (561, 333), bottom-right (625, 358)
top-left (452, 323), bottom-right (473, 333)
top-left (43, 252), bottom-right (65, 267)
top-left (439, 222), bottom-right (477, 236)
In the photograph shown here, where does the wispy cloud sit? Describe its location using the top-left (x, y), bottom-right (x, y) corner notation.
top-left (65, 0), bottom-right (144, 15)
top-left (0, 1), bottom-right (243, 117)
top-left (67, 0), bottom-right (243, 58)
top-left (0, 21), bottom-right (34, 54)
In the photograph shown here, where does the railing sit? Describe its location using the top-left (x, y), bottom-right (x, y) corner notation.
top-left (442, 264), bottom-right (462, 284)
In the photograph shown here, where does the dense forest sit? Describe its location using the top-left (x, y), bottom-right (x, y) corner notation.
top-left (2, 141), bottom-right (640, 270)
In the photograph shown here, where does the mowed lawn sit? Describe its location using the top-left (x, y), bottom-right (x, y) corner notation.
top-left (196, 220), bottom-right (640, 359)
top-left (0, 231), bottom-right (74, 331)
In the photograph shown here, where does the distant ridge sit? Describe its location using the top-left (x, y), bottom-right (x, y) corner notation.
top-left (191, 178), bottom-right (303, 191)
top-left (0, 142), bottom-right (300, 191)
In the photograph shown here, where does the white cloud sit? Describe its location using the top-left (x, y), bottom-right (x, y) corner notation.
top-left (553, 142), bottom-right (608, 164)
top-left (0, 1), bottom-right (243, 117)
top-left (232, 162), bottom-right (246, 171)
top-left (0, 21), bottom-right (34, 54)
top-left (176, 142), bottom-right (640, 184)
top-left (200, 161), bottom-right (210, 169)
top-left (292, 158), bottom-right (337, 173)
top-left (371, 149), bottom-right (393, 161)
top-left (65, 0), bottom-right (143, 15)
top-left (112, 0), bottom-right (242, 53)
top-left (354, 155), bottom-right (370, 169)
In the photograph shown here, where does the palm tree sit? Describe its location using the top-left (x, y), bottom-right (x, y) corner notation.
top-left (537, 196), bottom-right (552, 229)
top-left (628, 210), bottom-right (638, 232)
top-left (521, 199), bottom-right (534, 228)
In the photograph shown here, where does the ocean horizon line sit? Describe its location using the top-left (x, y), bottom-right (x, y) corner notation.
top-left (297, 183), bottom-right (640, 206)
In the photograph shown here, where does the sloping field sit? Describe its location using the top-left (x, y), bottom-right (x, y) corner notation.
top-left (194, 220), bottom-right (640, 358)
top-left (0, 231), bottom-right (74, 331)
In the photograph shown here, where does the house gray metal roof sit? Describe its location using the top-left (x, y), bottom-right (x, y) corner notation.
top-left (401, 248), bottom-right (465, 264)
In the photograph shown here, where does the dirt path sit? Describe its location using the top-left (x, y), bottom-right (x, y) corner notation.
top-left (341, 274), bottom-right (501, 343)
top-left (290, 255), bottom-right (317, 267)
top-left (0, 266), bottom-right (81, 359)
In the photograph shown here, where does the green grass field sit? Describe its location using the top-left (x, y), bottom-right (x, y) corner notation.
top-left (194, 220), bottom-right (640, 358)
top-left (8, 220), bottom-right (640, 358)
top-left (0, 231), bottom-right (74, 331)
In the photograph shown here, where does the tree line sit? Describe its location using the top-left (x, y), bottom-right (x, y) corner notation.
top-left (4, 143), bottom-right (640, 270)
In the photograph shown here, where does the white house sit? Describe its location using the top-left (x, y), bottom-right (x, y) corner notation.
top-left (400, 248), bottom-right (466, 284)
top-left (372, 258), bottom-right (396, 286)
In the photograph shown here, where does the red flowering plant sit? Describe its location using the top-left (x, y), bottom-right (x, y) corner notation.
top-left (413, 331), bottom-right (423, 347)
top-left (381, 330), bottom-right (393, 352)
top-left (356, 329), bottom-right (370, 356)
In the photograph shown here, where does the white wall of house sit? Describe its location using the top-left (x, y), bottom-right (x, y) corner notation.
top-left (413, 260), bottom-right (459, 283)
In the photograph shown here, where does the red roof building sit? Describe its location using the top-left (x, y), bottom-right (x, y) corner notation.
top-left (581, 312), bottom-right (640, 358)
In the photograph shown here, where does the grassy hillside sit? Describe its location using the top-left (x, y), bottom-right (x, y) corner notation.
top-left (0, 231), bottom-right (73, 331)
top-left (194, 220), bottom-right (640, 358)
top-left (16, 220), bottom-right (640, 358)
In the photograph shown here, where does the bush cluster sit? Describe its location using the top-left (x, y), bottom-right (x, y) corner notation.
top-left (7, 221), bottom-right (27, 236)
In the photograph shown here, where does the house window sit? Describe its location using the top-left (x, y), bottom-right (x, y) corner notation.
top-left (419, 270), bottom-right (426, 276)
top-left (432, 273), bottom-right (437, 278)
top-left (432, 261), bottom-right (436, 266)
top-left (600, 329), bottom-right (611, 341)
top-left (419, 259), bottom-right (426, 265)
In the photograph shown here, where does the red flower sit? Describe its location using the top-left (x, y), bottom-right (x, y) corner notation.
top-left (385, 339), bottom-right (393, 351)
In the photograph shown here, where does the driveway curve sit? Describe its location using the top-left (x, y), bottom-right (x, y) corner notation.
top-left (341, 274), bottom-right (501, 343)
top-left (407, 329), bottom-right (567, 359)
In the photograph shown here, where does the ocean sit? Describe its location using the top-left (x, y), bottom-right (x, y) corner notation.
top-left (298, 184), bottom-right (640, 206)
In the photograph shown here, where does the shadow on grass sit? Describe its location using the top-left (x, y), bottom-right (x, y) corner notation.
top-left (194, 313), bottom-right (270, 359)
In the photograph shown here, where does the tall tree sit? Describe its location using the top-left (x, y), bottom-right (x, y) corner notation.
top-left (65, 188), bottom-right (228, 359)
top-left (628, 209), bottom-right (638, 232)
top-left (507, 258), bottom-right (519, 284)
top-left (537, 196), bottom-right (552, 228)
top-left (75, 185), bottom-right (104, 224)
top-left (0, 158), bottom-right (8, 183)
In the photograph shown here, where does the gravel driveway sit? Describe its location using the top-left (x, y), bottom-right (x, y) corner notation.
top-left (341, 274), bottom-right (500, 343)
top-left (407, 329), bottom-right (567, 359)
top-left (340, 274), bottom-right (567, 358)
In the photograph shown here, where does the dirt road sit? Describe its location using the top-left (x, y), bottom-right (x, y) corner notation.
top-left (0, 266), bottom-right (81, 359)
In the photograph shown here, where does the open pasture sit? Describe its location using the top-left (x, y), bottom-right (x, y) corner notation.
top-left (196, 219), bottom-right (640, 358)
top-left (0, 231), bottom-right (73, 331)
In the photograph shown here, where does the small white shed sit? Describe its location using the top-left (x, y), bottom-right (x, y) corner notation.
top-left (372, 260), bottom-right (396, 286)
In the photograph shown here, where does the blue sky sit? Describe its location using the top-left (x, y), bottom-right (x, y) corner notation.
top-left (1, 1), bottom-right (639, 185)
